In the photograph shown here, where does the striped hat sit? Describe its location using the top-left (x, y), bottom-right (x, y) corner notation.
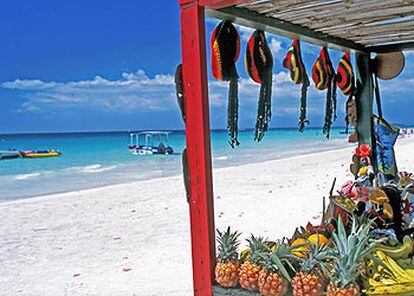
top-left (283, 39), bottom-right (310, 132)
top-left (211, 21), bottom-right (241, 147)
top-left (336, 52), bottom-right (356, 133)
top-left (336, 52), bottom-right (354, 96)
top-left (312, 47), bottom-right (337, 138)
top-left (245, 30), bottom-right (273, 142)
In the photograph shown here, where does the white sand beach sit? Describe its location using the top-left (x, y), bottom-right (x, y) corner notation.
top-left (1, 138), bottom-right (414, 296)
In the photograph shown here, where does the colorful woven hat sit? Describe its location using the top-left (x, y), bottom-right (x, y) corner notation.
top-left (336, 52), bottom-right (354, 96)
top-left (283, 39), bottom-right (310, 132)
top-left (312, 47), bottom-right (337, 138)
top-left (245, 30), bottom-right (273, 142)
top-left (211, 21), bottom-right (241, 147)
top-left (336, 52), bottom-right (356, 133)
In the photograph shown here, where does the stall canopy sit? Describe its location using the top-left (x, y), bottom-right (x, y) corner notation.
top-left (205, 0), bottom-right (414, 53)
top-left (177, 1), bottom-right (414, 295)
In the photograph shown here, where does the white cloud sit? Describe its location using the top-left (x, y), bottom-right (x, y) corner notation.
top-left (2, 67), bottom-right (328, 124)
top-left (269, 38), bottom-right (282, 54)
top-left (2, 70), bottom-right (176, 113)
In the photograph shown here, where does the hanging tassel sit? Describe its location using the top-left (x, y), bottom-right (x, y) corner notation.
top-left (312, 47), bottom-right (336, 138)
top-left (332, 75), bottom-right (337, 121)
top-left (245, 30), bottom-right (273, 142)
top-left (283, 39), bottom-right (310, 132)
top-left (299, 76), bottom-right (310, 132)
top-left (227, 78), bottom-right (239, 147)
top-left (210, 21), bottom-right (240, 147)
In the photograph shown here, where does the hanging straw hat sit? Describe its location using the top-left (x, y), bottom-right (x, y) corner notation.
top-left (245, 30), bottom-right (273, 142)
top-left (312, 47), bottom-right (337, 138)
top-left (211, 21), bottom-right (241, 147)
top-left (283, 39), bottom-right (310, 132)
top-left (373, 51), bottom-right (405, 80)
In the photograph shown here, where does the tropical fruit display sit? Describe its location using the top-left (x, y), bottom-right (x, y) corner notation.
top-left (214, 148), bottom-right (414, 295)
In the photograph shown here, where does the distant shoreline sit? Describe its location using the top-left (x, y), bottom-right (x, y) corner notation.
top-left (2, 124), bottom-right (414, 136)
top-left (0, 126), bottom-right (357, 137)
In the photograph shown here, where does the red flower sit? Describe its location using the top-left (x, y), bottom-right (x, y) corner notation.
top-left (355, 144), bottom-right (371, 158)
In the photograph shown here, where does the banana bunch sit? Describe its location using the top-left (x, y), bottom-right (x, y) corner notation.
top-left (365, 251), bottom-right (414, 295)
top-left (374, 235), bottom-right (414, 260)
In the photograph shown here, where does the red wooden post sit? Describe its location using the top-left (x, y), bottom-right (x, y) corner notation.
top-left (179, 1), bottom-right (216, 295)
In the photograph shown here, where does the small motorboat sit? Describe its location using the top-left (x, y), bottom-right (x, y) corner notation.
top-left (128, 131), bottom-right (174, 156)
top-left (0, 150), bottom-right (21, 160)
top-left (20, 150), bottom-right (61, 158)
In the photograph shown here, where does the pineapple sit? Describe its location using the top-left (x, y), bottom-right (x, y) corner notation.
top-left (239, 235), bottom-right (269, 291)
top-left (258, 240), bottom-right (295, 296)
top-left (326, 216), bottom-right (381, 296)
top-left (215, 227), bottom-right (241, 287)
top-left (293, 243), bottom-right (333, 296)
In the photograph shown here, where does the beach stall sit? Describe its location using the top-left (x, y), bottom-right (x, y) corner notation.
top-left (177, 1), bottom-right (414, 295)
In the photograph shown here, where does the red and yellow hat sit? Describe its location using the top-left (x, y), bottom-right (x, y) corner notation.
top-left (245, 30), bottom-right (273, 142)
top-left (283, 39), bottom-right (310, 132)
top-left (210, 21), bottom-right (241, 147)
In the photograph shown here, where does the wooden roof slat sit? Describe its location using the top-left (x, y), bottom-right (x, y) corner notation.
top-left (317, 17), bottom-right (414, 34)
top-left (243, 0), bottom-right (332, 11)
top-left (264, 2), bottom-right (414, 24)
top-left (248, 0), bottom-right (341, 14)
top-left (292, 13), bottom-right (413, 31)
top-left (320, 20), bottom-right (414, 38)
top-left (250, 0), bottom-right (410, 19)
top-left (354, 34), bottom-right (414, 45)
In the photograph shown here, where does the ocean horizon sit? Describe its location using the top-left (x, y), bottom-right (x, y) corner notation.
top-left (0, 127), bottom-right (377, 201)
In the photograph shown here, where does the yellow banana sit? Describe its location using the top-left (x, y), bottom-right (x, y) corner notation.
top-left (375, 235), bottom-right (414, 260)
top-left (366, 282), bottom-right (414, 295)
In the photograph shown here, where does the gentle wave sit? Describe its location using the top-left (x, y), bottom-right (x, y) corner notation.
top-left (14, 172), bottom-right (41, 180)
top-left (215, 156), bottom-right (228, 160)
top-left (81, 164), bottom-right (118, 173)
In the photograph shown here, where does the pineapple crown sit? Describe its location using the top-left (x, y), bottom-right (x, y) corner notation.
top-left (329, 215), bottom-right (382, 289)
top-left (216, 227), bottom-right (241, 262)
top-left (246, 234), bottom-right (271, 264)
top-left (297, 243), bottom-right (334, 274)
top-left (262, 239), bottom-right (296, 282)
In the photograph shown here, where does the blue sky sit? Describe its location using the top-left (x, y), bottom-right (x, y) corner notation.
top-left (0, 1), bottom-right (413, 134)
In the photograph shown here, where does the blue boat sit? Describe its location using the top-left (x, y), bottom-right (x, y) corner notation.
top-left (0, 150), bottom-right (21, 160)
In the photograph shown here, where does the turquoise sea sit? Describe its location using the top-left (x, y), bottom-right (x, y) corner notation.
top-left (0, 128), bottom-right (352, 201)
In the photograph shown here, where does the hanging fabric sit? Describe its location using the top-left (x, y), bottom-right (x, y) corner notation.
top-left (174, 64), bottom-right (186, 122)
top-left (312, 47), bottom-right (337, 138)
top-left (211, 21), bottom-right (241, 148)
top-left (336, 52), bottom-right (356, 134)
top-left (245, 30), bottom-right (273, 142)
top-left (283, 39), bottom-right (310, 132)
top-left (372, 74), bottom-right (399, 183)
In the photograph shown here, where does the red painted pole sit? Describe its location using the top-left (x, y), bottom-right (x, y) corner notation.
top-left (179, 1), bottom-right (216, 295)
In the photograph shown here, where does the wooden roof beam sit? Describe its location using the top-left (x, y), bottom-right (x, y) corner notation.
top-left (207, 6), bottom-right (368, 53)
